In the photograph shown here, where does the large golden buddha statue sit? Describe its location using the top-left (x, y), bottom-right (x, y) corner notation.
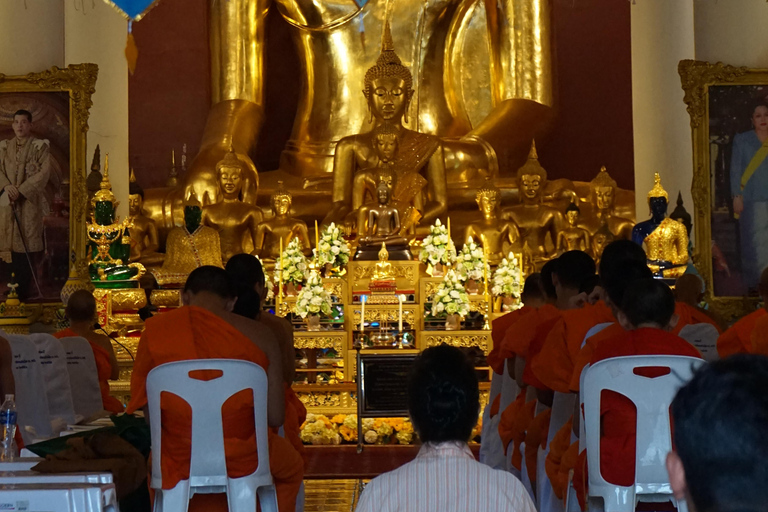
top-left (632, 173), bottom-right (689, 279)
top-left (254, 182), bottom-right (311, 262)
top-left (202, 148), bottom-right (264, 264)
top-left (557, 202), bottom-right (590, 254)
top-left (501, 142), bottom-right (561, 269)
top-left (579, 166), bottom-right (634, 238)
top-left (464, 178), bottom-right (519, 266)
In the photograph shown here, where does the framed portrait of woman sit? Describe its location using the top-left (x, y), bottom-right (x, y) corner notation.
top-left (0, 64), bottom-right (97, 308)
top-left (680, 59), bottom-right (768, 320)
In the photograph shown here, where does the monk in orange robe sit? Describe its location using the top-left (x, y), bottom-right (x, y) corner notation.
top-left (498, 389), bottom-right (536, 469)
top-left (226, 254), bottom-right (306, 457)
top-left (54, 290), bottom-right (123, 414)
top-left (126, 266), bottom-right (303, 512)
top-left (749, 313), bottom-right (768, 355)
top-left (572, 279), bottom-right (701, 508)
top-left (524, 407), bottom-right (551, 485)
top-left (718, 268), bottom-right (768, 357)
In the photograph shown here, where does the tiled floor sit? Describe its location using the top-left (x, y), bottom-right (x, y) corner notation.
top-left (304, 479), bottom-right (365, 512)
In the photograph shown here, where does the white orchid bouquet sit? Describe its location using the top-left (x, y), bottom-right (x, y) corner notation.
top-left (492, 252), bottom-right (523, 298)
top-left (455, 237), bottom-right (489, 282)
top-left (296, 270), bottom-right (333, 318)
top-left (419, 219), bottom-right (457, 266)
top-left (276, 237), bottom-right (308, 285)
top-left (314, 222), bottom-right (351, 269)
top-left (430, 270), bottom-right (470, 318)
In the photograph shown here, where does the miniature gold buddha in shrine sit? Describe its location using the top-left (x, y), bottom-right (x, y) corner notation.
top-left (464, 178), bottom-right (519, 266)
top-left (372, 243), bottom-right (395, 281)
top-left (127, 170), bottom-right (163, 266)
top-left (557, 202), bottom-right (591, 254)
top-left (632, 173), bottom-right (689, 278)
top-left (202, 147), bottom-right (264, 264)
top-left (580, 166), bottom-right (634, 238)
top-left (501, 142), bottom-right (561, 269)
top-left (150, 192), bottom-right (223, 286)
top-left (357, 181), bottom-right (411, 256)
top-left (591, 223), bottom-right (615, 268)
top-left (255, 182), bottom-right (310, 262)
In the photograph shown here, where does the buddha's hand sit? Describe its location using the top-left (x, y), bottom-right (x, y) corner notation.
top-left (733, 195), bottom-right (744, 216)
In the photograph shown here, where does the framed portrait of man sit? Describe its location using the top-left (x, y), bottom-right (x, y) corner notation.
top-left (680, 60), bottom-right (768, 320)
top-left (0, 64), bottom-right (97, 304)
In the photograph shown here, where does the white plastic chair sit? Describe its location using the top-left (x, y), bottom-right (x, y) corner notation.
top-left (582, 355), bottom-right (704, 512)
top-left (146, 359), bottom-right (278, 512)
top-left (678, 323), bottom-right (720, 362)
top-left (479, 369), bottom-right (503, 467)
top-left (28, 333), bottom-right (78, 427)
top-left (4, 333), bottom-right (53, 443)
top-left (59, 337), bottom-right (104, 419)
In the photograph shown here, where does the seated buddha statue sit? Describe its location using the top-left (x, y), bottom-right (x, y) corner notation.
top-left (501, 141), bottom-right (561, 270)
top-left (254, 181), bottom-right (311, 262)
top-left (150, 192), bottom-right (224, 286)
top-left (579, 166), bottom-right (634, 238)
top-left (127, 170), bottom-right (163, 266)
top-left (356, 181), bottom-right (411, 260)
top-left (86, 156), bottom-right (143, 282)
top-left (557, 202), bottom-right (591, 254)
top-left (202, 147), bottom-right (264, 264)
top-left (591, 223), bottom-right (615, 268)
top-left (632, 173), bottom-right (689, 278)
top-left (463, 178), bottom-right (519, 266)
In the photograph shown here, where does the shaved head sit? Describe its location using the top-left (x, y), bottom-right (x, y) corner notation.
top-left (675, 274), bottom-right (704, 308)
top-left (65, 290), bottom-right (96, 323)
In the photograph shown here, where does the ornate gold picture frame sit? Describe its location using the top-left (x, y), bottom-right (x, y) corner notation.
top-left (0, 64), bottom-right (98, 306)
top-left (679, 59), bottom-right (768, 321)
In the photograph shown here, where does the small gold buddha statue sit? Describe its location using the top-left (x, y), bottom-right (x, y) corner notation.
top-left (202, 147), bottom-right (264, 264)
top-left (127, 169), bottom-right (163, 266)
top-left (557, 202), bottom-right (591, 254)
top-left (591, 223), bottom-right (615, 268)
top-left (501, 141), bottom-right (561, 269)
top-left (356, 181), bottom-right (412, 260)
top-left (464, 178), bottom-right (519, 266)
top-left (372, 243), bottom-right (395, 281)
top-left (579, 166), bottom-right (634, 238)
top-left (632, 173), bottom-right (689, 278)
top-left (255, 181), bottom-right (310, 262)
top-left (150, 192), bottom-right (224, 286)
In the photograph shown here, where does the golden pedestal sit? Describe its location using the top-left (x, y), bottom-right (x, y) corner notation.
top-left (93, 286), bottom-right (147, 334)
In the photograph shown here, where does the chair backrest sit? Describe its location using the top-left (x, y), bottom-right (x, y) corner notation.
top-left (58, 337), bottom-right (104, 419)
top-left (3, 332), bottom-right (53, 443)
top-left (583, 355), bottom-right (704, 509)
top-left (677, 324), bottom-right (720, 362)
top-left (146, 359), bottom-right (272, 490)
top-left (498, 359), bottom-right (520, 413)
top-left (27, 334), bottom-right (77, 427)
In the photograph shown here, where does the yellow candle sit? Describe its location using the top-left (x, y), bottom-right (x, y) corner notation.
top-left (360, 295), bottom-right (366, 332)
top-left (278, 238), bottom-right (284, 305)
top-left (398, 294), bottom-right (404, 332)
top-left (315, 220), bottom-right (320, 249)
top-left (447, 217), bottom-right (451, 239)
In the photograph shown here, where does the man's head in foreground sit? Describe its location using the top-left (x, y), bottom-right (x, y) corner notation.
top-left (182, 265), bottom-right (237, 312)
top-left (408, 344), bottom-right (479, 444)
top-left (668, 355), bottom-right (768, 512)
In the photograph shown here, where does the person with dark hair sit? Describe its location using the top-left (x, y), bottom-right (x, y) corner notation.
top-left (567, 278), bottom-right (701, 509)
top-left (718, 266), bottom-right (768, 358)
top-left (552, 250), bottom-right (596, 310)
top-left (126, 265), bottom-right (303, 512)
top-left (225, 254), bottom-right (306, 457)
top-left (356, 345), bottom-right (536, 512)
top-left (54, 290), bottom-right (122, 413)
top-left (0, 108), bottom-right (51, 299)
top-left (668, 354), bottom-right (768, 512)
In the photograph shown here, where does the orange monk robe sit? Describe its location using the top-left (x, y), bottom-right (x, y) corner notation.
top-left (531, 301), bottom-right (614, 394)
top-left (718, 308), bottom-right (767, 358)
top-left (671, 302), bottom-right (721, 336)
top-left (750, 313), bottom-right (768, 355)
top-left (54, 327), bottom-right (124, 414)
top-left (488, 306), bottom-right (535, 375)
top-left (573, 328), bottom-right (700, 494)
top-left (126, 306), bottom-right (303, 512)
top-left (498, 390), bottom-right (535, 470)
top-left (281, 384), bottom-right (307, 458)
top-left (524, 408), bottom-right (551, 486)
top-left (544, 419), bottom-right (574, 500)
top-left (500, 303), bottom-right (561, 390)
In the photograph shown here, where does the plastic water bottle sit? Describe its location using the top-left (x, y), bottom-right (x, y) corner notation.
top-left (0, 394), bottom-right (18, 461)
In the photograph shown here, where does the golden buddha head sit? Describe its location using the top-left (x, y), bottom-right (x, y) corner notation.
top-left (475, 177), bottom-right (501, 217)
top-left (376, 179), bottom-right (392, 205)
top-left (647, 173), bottom-right (669, 219)
top-left (516, 141), bottom-right (547, 203)
top-left (128, 168), bottom-right (144, 216)
top-left (590, 166), bottom-right (617, 211)
top-left (216, 147), bottom-right (246, 200)
top-left (364, 21), bottom-right (414, 123)
top-left (271, 181), bottom-right (293, 216)
top-left (372, 122), bottom-right (400, 164)
top-left (565, 202), bottom-right (580, 227)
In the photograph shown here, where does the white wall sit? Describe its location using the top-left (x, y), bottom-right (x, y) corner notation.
top-left (631, 0), bottom-right (696, 229)
top-left (64, 2), bottom-right (129, 219)
top-left (694, 0), bottom-right (768, 68)
top-left (0, 0), bottom-right (65, 74)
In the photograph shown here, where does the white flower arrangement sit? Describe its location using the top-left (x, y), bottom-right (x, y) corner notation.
top-left (430, 269), bottom-right (470, 317)
top-left (296, 270), bottom-right (333, 318)
top-left (492, 252), bottom-right (523, 298)
top-left (313, 222), bottom-right (351, 269)
top-left (455, 237), bottom-right (489, 282)
top-left (276, 237), bottom-right (308, 285)
top-left (419, 219), bottom-right (457, 267)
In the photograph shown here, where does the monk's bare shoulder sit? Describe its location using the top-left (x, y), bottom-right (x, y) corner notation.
top-left (222, 311), bottom-right (281, 358)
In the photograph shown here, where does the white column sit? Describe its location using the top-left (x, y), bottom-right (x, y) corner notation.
top-left (0, 0), bottom-right (65, 75)
top-left (64, 2), bottom-right (129, 218)
top-left (631, 0), bottom-right (695, 232)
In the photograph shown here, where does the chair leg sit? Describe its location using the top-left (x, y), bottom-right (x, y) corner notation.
top-left (257, 484), bottom-right (280, 512)
top-left (154, 482), bottom-right (191, 512)
top-left (228, 479), bottom-right (258, 512)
